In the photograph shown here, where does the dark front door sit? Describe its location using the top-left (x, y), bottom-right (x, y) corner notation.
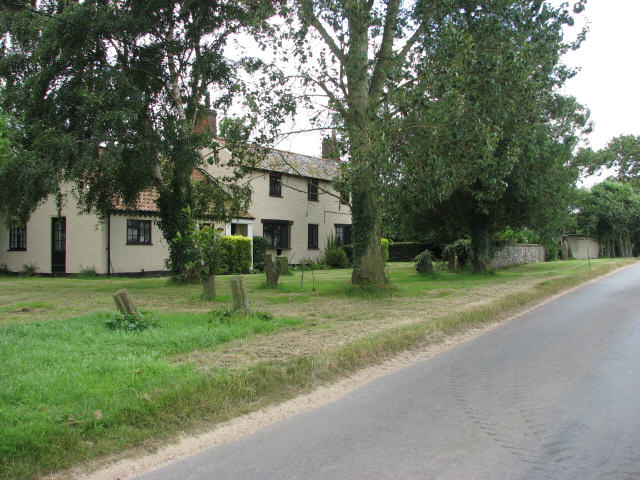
top-left (51, 217), bottom-right (66, 274)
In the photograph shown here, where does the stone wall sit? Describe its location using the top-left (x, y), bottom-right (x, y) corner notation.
top-left (489, 244), bottom-right (546, 270)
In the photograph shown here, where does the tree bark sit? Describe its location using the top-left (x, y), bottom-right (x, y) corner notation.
top-left (202, 274), bottom-right (216, 300)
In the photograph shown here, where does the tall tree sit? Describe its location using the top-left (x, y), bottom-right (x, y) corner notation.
top-left (290, 0), bottom-right (446, 286)
top-left (0, 0), bottom-right (283, 276)
top-left (381, 0), bottom-right (587, 271)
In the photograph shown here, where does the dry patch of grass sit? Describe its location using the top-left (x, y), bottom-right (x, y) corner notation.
top-left (182, 275), bottom-right (549, 369)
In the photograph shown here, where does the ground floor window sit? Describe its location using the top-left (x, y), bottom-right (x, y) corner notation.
top-left (262, 220), bottom-right (292, 249)
top-left (308, 224), bottom-right (319, 249)
top-left (335, 224), bottom-right (352, 246)
top-left (9, 223), bottom-right (26, 251)
top-left (127, 219), bottom-right (152, 245)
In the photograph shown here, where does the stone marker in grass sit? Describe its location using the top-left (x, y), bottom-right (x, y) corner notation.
top-left (113, 289), bottom-right (137, 316)
top-left (229, 276), bottom-right (249, 311)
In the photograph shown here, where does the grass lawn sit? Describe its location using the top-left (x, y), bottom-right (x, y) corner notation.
top-left (0, 258), bottom-right (636, 479)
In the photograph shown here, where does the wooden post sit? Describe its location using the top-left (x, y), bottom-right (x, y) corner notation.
top-left (277, 256), bottom-right (289, 275)
top-left (265, 253), bottom-right (280, 288)
top-left (113, 289), bottom-right (137, 316)
top-left (202, 274), bottom-right (216, 300)
top-left (229, 276), bottom-right (249, 311)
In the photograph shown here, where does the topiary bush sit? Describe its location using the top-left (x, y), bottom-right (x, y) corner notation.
top-left (252, 235), bottom-right (268, 271)
top-left (325, 247), bottom-right (349, 268)
top-left (414, 249), bottom-right (434, 274)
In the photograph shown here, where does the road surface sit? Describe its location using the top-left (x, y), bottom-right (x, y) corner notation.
top-left (138, 264), bottom-right (640, 479)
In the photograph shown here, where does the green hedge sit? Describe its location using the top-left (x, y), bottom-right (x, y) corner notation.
top-left (220, 235), bottom-right (252, 274)
top-left (389, 242), bottom-right (430, 262)
top-left (252, 235), bottom-right (268, 271)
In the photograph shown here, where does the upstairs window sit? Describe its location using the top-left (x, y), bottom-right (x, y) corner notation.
top-left (127, 219), bottom-right (152, 245)
top-left (308, 224), bottom-right (319, 249)
top-left (339, 190), bottom-right (350, 205)
top-left (269, 173), bottom-right (282, 197)
top-left (9, 224), bottom-right (26, 251)
top-left (308, 179), bottom-right (319, 201)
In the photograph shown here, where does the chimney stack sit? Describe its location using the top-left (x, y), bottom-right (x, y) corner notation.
top-left (195, 92), bottom-right (217, 135)
top-left (321, 129), bottom-right (338, 159)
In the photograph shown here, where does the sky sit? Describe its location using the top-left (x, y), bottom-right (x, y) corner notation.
top-left (272, 1), bottom-right (640, 185)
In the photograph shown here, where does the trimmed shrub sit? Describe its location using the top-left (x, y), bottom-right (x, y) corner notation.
top-left (414, 249), bottom-right (434, 274)
top-left (252, 235), bottom-right (268, 271)
top-left (220, 235), bottom-right (252, 274)
top-left (325, 247), bottom-right (349, 268)
top-left (381, 238), bottom-right (389, 262)
top-left (389, 242), bottom-right (430, 262)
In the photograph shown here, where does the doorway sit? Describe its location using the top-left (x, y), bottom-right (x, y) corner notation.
top-left (51, 217), bottom-right (66, 274)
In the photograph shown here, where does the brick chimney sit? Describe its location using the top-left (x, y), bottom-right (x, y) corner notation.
top-left (321, 130), bottom-right (338, 159)
top-left (194, 92), bottom-right (217, 135)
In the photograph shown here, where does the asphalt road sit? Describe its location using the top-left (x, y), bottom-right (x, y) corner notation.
top-left (138, 264), bottom-right (640, 480)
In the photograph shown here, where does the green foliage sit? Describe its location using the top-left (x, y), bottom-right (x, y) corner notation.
top-left (442, 239), bottom-right (473, 267)
top-left (209, 308), bottom-right (273, 324)
top-left (220, 235), bottom-right (252, 274)
top-left (381, 238), bottom-right (389, 263)
top-left (389, 242), bottom-right (431, 262)
top-left (579, 135), bottom-right (640, 184)
top-left (324, 247), bottom-right (349, 269)
top-left (252, 235), bottom-right (268, 271)
top-left (382, 2), bottom-right (588, 273)
top-left (105, 312), bottom-right (155, 332)
top-left (497, 228), bottom-right (542, 245)
top-left (414, 250), bottom-right (434, 275)
top-left (20, 263), bottom-right (38, 276)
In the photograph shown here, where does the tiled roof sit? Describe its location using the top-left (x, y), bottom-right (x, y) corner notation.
top-left (112, 189), bottom-right (159, 214)
top-left (256, 149), bottom-right (340, 181)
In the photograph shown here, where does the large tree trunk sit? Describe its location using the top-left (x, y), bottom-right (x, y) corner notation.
top-left (348, 150), bottom-right (387, 287)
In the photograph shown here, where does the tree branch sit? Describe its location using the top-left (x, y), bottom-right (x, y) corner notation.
top-left (299, 0), bottom-right (346, 65)
top-left (368, 0), bottom-right (401, 103)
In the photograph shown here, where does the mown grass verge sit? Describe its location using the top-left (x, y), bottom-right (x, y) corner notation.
top-left (0, 258), bottom-right (636, 479)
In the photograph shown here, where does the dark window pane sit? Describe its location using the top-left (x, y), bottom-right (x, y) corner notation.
top-left (308, 179), bottom-right (318, 201)
top-left (269, 173), bottom-right (282, 197)
top-left (308, 224), bottom-right (318, 249)
top-left (127, 219), bottom-right (152, 245)
top-left (335, 224), bottom-right (352, 246)
top-left (9, 224), bottom-right (26, 250)
top-left (263, 222), bottom-right (290, 249)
